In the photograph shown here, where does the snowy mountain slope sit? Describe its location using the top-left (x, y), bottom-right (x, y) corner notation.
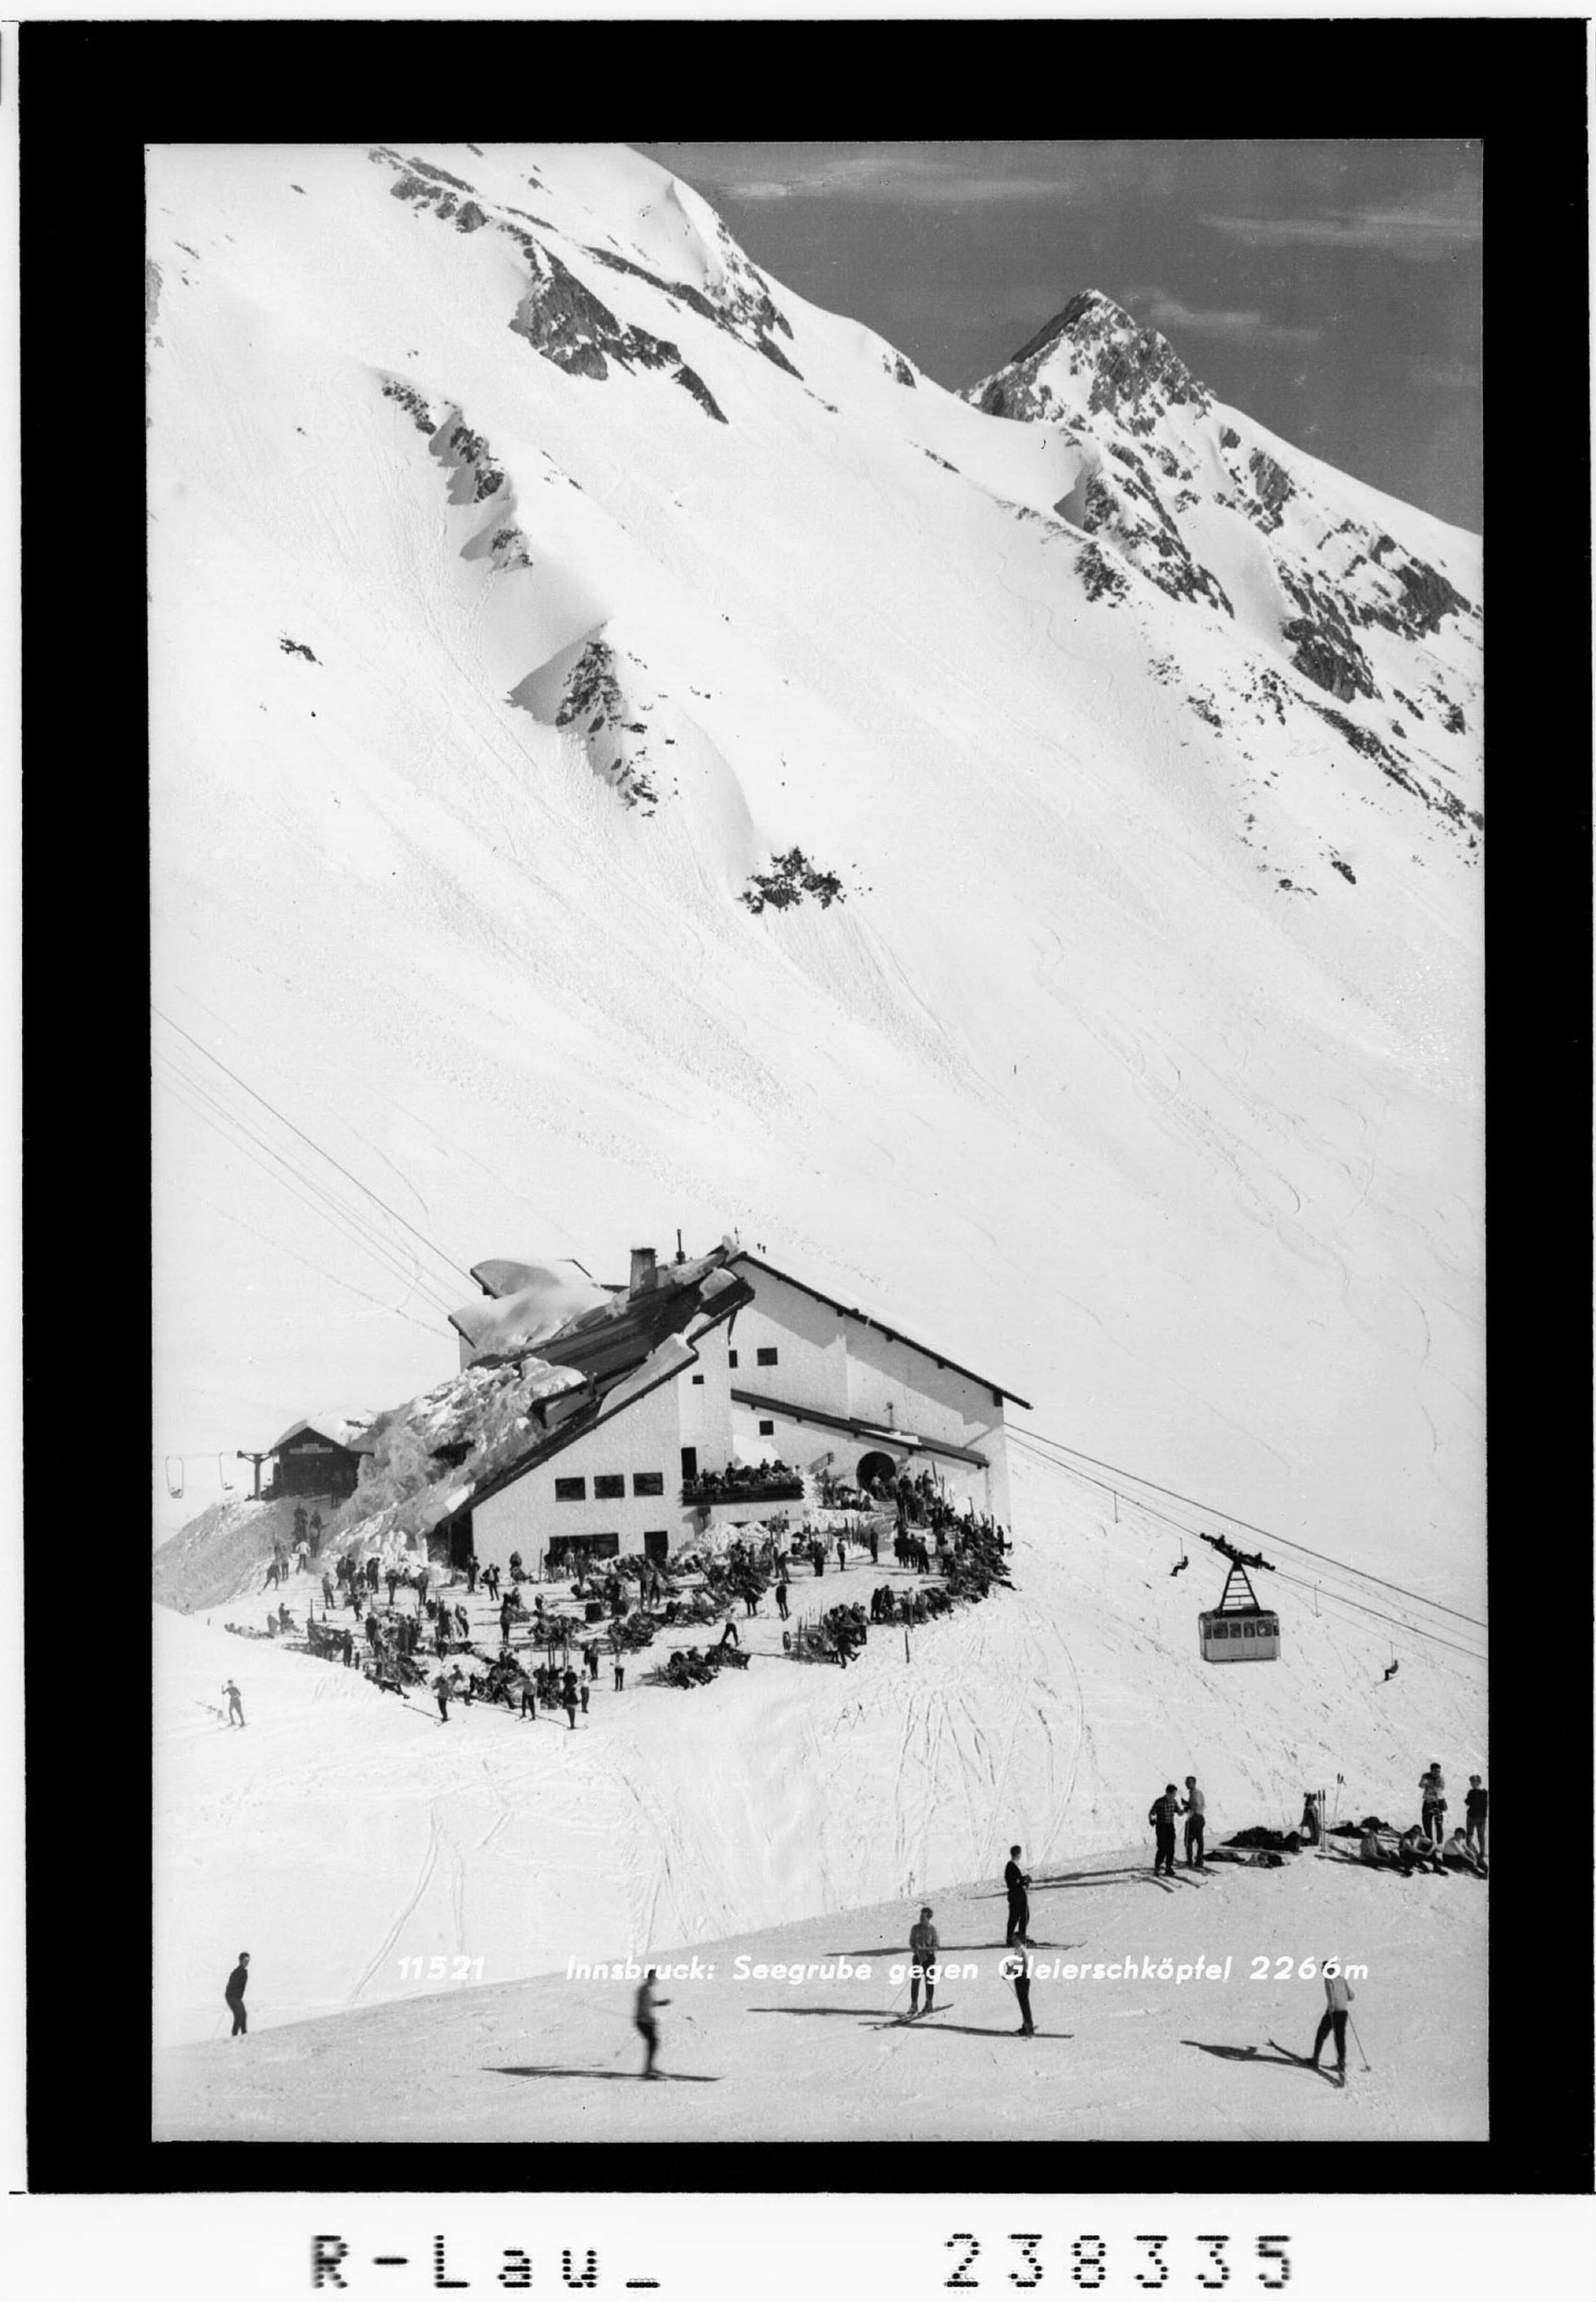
top-left (148, 144), bottom-right (1485, 2098)
top-left (154, 1446), bottom-right (1483, 2056)
top-left (148, 142), bottom-right (1483, 1627)
top-left (156, 1842), bottom-right (1486, 2143)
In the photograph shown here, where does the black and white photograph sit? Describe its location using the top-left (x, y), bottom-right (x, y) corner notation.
top-left (139, 120), bottom-right (1497, 2151)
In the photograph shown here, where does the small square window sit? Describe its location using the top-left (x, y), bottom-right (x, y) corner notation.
top-left (691, 1373), bottom-right (705, 1386)
top-left (758, 1420), bottom-right (775, 1437)
top-left (633, 1471), bottom-right (664, 1497)
top-left (554, 1476), bottom-right (586, 1503)
top-left (593, 1474), bottom-right (625, 1501)
top-left (756, 1345), bottom-right (778, 1367)
top-left (728, 1349), bottom-right (738, 1368)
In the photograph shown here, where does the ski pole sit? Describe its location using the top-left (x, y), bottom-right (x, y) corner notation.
top-left (1347, 2016), bottom-right (1371, 2071)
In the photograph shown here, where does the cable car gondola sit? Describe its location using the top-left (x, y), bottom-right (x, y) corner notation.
top-left (1198, 1535), bottom-right (1281, 1665)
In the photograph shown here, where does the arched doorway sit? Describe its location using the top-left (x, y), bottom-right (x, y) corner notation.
top-left (856, 1450), bottom-right (897, 1490)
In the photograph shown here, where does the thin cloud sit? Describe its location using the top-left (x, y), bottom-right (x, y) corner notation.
top-left (1373, 352), bottom-right (1481, 391)
top-left (658, 144), bottom-right (1080, 208)
top-left (1128, 289), bottom-right (1323, 349)
top-left (1199, 201), bottom-right (1480, 260)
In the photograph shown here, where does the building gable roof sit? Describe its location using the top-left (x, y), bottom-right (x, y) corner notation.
top-left (729, 1254), bottom-right (1030, 1409)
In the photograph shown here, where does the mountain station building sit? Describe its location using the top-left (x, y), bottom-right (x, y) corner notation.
top-left (437, 1246), bottom-right (1027, 1573)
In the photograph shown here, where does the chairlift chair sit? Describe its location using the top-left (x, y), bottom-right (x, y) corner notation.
top-left (1198, 1558), bottom-right (1281, 1663)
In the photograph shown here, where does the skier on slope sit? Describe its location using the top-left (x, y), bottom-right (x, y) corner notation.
top-left (635, 1968), bottom-right (670, 2078)
top-left (907, 1906), bottom-right (940, 2018)
top-left (222, 1680), bottom-right (245, 1728)
top-left (1308, 1962), bottom-right (1355, 2083)
top-left (1148, 1784), bottom-right (1179, 1877)
top-left (1181, 1776), bottom-right (1207, 1868)
top-left (1003, 1846), bottom-right (1034, 1946)
top-left (225, 1952), bottom-right (251, 2037)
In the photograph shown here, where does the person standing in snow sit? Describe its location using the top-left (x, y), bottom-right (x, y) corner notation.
top-left (1003, 1846), bottom-right (1034, 1946)
top-left (561, 1665), bottom-right (579, 1729)
top-left (1465, 1775), bottom-right (1487, 1861)
top-left (466, 1553), bottom-right (479, 1594)
top-left (434, 1674), bottom-right (451, 1725)
top-left (1308, 1963), bottom-right (1355, 2081)
top-left (1419, 1763), bottom-right (1447, 1843)
top-left (835, 1533), bottom-right (847, 1572)
top-left (1006, 1942), bottom-right (1036, 2036)
top-left (309, 1510), bottom-right (323, 1553)
top-left (225, 1952), bottom-right (250, 2037)
top-left (613, 1655), bottom-right (625, 1691)
top-left (775, 1561), bottom-right (790, 1621)
top-left (907, 1907), bottom-right (940, 2018)
top-left (1181, 1776), bottom-right (1207, 1868)
top-left (223, 1680), bottom-right (245, 1728)
top-left (340, 1627), bottom-right (354, 1668)
top-left (635, 1969), bottom-right (670, 2077)
top-left (295, 1537), bottom-right (310, 1576)
top-left (1148, 1784), bottom-right (1179, 1877)
top-left (579, 1677), bottom-right (591, 1715)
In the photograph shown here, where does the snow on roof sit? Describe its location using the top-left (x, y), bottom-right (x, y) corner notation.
top-left (269, 1411), bottom-right (382, 1454)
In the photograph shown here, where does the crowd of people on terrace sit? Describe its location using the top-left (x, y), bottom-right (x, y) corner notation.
top-left (681, 1457), bottom-right (804, 1503)
top-left (238, 1467), bottom-right (1016, 1710)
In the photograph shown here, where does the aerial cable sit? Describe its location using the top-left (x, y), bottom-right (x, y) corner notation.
top-left (1008, 1430), bottom-right (1484, 1665)
top-left (152, 1006), bottom-right (477, 1287)
top-left (157, 1057), bottom-right (463, 1315)
top-left (195, 1193), bottom-right (449, 1335)
top-left (1011, 1421), bottom-right (1484, 1628)
top-left (157, 1068), bottom-right (461, 1321)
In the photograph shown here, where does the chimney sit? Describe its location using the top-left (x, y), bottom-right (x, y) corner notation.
top-left (629, 1246), bottom-right (658, 1296)
top-left (674, 1228), bottom-right (685, 1265)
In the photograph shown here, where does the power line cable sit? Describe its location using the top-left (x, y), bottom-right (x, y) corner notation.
top-left (1011, 1420), bottom-right (1484, 1628)
top-left (152, 1006), bottom-right (477, 1288)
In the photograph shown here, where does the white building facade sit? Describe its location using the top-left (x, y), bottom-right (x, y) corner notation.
top-left (461, 1251), bottom-right (1025, 1571)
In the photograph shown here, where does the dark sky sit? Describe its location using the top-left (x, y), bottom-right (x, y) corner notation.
top-left (639, 140), bottom-right (1481, 531)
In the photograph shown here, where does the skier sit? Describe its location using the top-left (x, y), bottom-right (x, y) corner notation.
top-left (579, 1678), bottom-right (590, 1715)
top-left (835, 1534), bottom-right (847, 1572)
top-left (775, 1564), bottom-right (790, 1622)
top-left (340, 1627), bottom-right (354, 1668)
top-left (1464, 1775), bottom-right (1487, 1862)
top-left (320, 1570), bottom-right (336, 1610)
top-left (1007, 1942), bottom-right (1036, 2037)
top-left (1181, 1776), bottom-right (1207, 1867)
top-left (434, 1674), bottom-right (451, 1725)
top-left (1299, 1791), bottom-right (1320, 1847)
top-left (1308, 1963), bottom-right (1355, 2083)
top-left (309, 1511), bottom-right (323, 1553)
top-left (1419, 1762), bottom-right (1447, 1843)
top-left (562, 1665), bottom-right (579, 1729)
top-left (1003, 1846), bottom-right (1034, 1946)
top-left (907, 1907), bottom-right (940, 2018)
top-left (263, 1555), bottom-right (280, 1592)
top-left (613, 1655), bottom-right (626, 1692)
top-left (1383, 1659), bottom-right (1399, 1682)
top-left (1148, 1784), bottom-right (1179, 1877)
top-left (635, 1968), bottom-right (670, 2078)
top-left (466, 1553), bottom-right (479, 1594)
top-left (223, 1680), bottom-right (245, 1728)
top-left (292, 1503), bottom-right (309, 1546)
top-left (225, 1952), bottom-right (250, 2037)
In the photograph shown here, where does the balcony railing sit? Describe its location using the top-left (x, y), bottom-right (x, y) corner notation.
top-left (681, 1476), bottom-right (804, 1507)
